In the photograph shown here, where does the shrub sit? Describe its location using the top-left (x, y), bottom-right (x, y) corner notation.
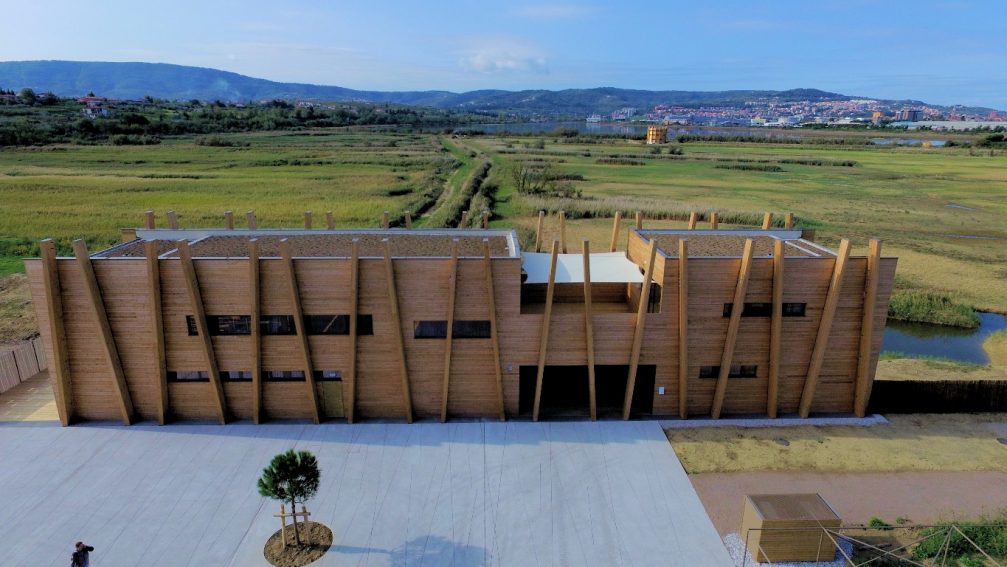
top-left (195, 135), bottom-right (250, 147)
top-left (595, 158), bottom-right (645, 166)
top-left (887, 290), bottom-right (980, 328)
top-left (713, 164), bottom-right (783, 172)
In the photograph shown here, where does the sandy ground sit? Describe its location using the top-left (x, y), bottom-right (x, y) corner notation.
top-left (666, 413), bottom-right (1007, 473)
top-left (692, 470), bottom-right (1007, 536)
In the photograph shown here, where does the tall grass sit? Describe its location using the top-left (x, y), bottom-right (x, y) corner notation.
top-left (518, 195), bottom-right (800, 227)
top-left (912, 515), bottom-right (1007, 563)
top-left (984, 330), bottom-right (1007, 367)
top-left (887, 290), bottom-right (980, 328)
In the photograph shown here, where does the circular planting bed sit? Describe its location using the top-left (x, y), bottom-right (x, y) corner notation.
top-left (263, 521), bottom-right (333, 567)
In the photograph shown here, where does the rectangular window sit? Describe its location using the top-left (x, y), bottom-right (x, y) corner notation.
top-left (698, 365), bottom-right (758, 379)
top-left (261, 315), bottom-right (296, 336)
top-left (304, 314), bottom-right (374, 336)
top-left (414, 320), bottom-right (492, 339)
top-left (313, 370), bottom-right (342, 381)
top-left (722, 302), bottom-right (807, 318)
top-left (264, 370), bottom-right (306, 382)
top-left (186, 315), bottom-right (252, 336)
top-left (167, 371), bottom-right (209, 382)
top-left (220, 371), bottom-right (252, 381)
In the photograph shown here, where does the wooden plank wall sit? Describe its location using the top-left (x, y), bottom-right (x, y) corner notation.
top-left (24, 240), bottom-right (897, 423)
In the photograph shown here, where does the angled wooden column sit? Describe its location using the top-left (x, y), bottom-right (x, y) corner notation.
top-left (799, 239), bottom-right (852, 417)
top-left (166, 210), bottom-right (179, 230)
top-left (440, 240), bottom-right (459, 422)
top-left (177, 240), bottom-right (227, 424)
top-left (784, 212), bottom-right (794, 229)
top-left (40, 239), bottom-right (72, 426)
top-left (622, 239), bottom-right (658, 420)
top-left (326, 211), bottom-right (335, 230)
top-left (532, 240), bottom-right (560, 422)
top-left (635, 211), bottom-right (643, 229)
top-left (677, 239), bottom-right (689, 419)
top-left (382, 211), bottom-right (390, 229)
top-left (383, 239), bottom-right (413, 423)
top-left (534, 210), bottom-right (545, 252)
top-left (582, 240), bottom-right (597, 420)
top-left (404, 212), bottom-right (413, 229)
top-left (303, 211), bottom-right (312, 229)
top-left (688, 211), bottom-right (698, 230)
top-left (482, 210), bottom-right (490, 229)
top-left (279, 239), bottom-right (322, 424)
top-left (459, 210), bottom-right (469, 228)
top-left (710, 212), bottom-right (719, 229)
top-left (559, 210), bottom-right (567, 253)
top-left (246, 210), bottom-right (258, 230)
top-left (710, 238), bottom-right (755, 419)
top-left (144, 240), bottom-right (168, 425)
top-left (248, 239), bottom-right (262, 424)
top-left (73, 240), bottom-right (134, 425)
top-left (483, 239), bottom-right (506, 421)
top-left (144, 210), bottom-right (156, 229)
top-left (609, 211), bottom-right (622, 252)
top-left (224, 210), bottom-right (234, 230)
top-left (345, 239), bottom-right (359, 423)
top-left (854, 239), bottom-right (882, 417)
top-left (121, 228), bottom-right (138, 243)
top-left (768, 239), bottom-right (785, 418)
top-left (762, 212), bottom-right (773, 230)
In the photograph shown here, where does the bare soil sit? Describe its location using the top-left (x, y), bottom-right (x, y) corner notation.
top-left (263, 521), bottom-right (333, 567)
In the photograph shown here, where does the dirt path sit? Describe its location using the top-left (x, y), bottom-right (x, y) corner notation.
top-left (691, 470), bottom-right (1007, 536)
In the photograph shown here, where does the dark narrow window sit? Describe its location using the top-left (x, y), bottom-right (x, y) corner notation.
top-left (261, 315), bottom-right (296, 335)
top-left (723, 302), bottom-right (808, 318)
top-left (167, 371), bottom-right (209, 382)
top-left (698, 365), bottom-right (758, 379)
top-left (221, 371), bottom-right (252, 381)
top-left (304, 315), bottom-right (374, 336)
top-left (313, 370), bottom-right (342, 381)
top-left (783, 302), bottom-right (807, 317)
top-left (647, 283), bottom-right (662, 313)
top-left (185, 315), bottom-right (251, 336)
top-left (414, 320), bottom-right (492, 339)
top-left (264, 370), bottom-right (306, 382)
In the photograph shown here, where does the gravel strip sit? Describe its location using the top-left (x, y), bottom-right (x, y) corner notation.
top-left (723, 532), bottom-right (853, 567)
top-left (648, 234), bottom-right (820, 257)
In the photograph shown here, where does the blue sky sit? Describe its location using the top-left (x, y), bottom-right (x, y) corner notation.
top-left (3, 0), bottom-right (1006, 108)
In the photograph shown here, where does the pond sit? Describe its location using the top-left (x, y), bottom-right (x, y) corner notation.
top-left (882, 312), bottom-right (1007, 364)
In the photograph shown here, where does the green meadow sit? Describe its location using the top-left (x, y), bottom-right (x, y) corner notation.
top-left (0, 128), bottom-right (1004, 344)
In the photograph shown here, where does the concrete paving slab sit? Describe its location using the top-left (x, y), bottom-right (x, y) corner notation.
top-left (0, 420), bottom-right (731, 567)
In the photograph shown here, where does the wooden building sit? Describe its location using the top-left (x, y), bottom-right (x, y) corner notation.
top-left (25, 214), bottom-right (896, 425)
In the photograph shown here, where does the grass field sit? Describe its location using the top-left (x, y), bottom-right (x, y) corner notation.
top-left (665, 413), bottom-right (1007, 473)
top-left (1, 128), bottom-right (1005, 343)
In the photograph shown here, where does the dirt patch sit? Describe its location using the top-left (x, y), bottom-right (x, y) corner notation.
top-left (665, 413), bottom-right (1007, 473)
top-left (263, 521), bottom-right (332, 567)
top-left (691, 470), bottom-right (1007, 536)
top-left (877, 358), bottom-right (1007, 381)
top-left (0, 274), bottom-right (38, 343)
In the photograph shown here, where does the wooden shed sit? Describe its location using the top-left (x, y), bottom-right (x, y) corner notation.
top-left (740, 493), bottom-right (842, 563)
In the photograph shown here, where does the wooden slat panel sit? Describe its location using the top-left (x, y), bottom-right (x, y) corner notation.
top-left (854, 239), bottom-right (882, 416)
top-left (484, 240), bottom-right (506, 421)
top-left (583, 240), bottom-right (597, 420)
top-left (799, 239), bottom-right (852, 417)
top-left (384, 240), bottom-right (414, 422)
top-left (279, 239), bottom-right (322, 424)
top-left (144, 241), bottom-right (169, 424)
top-left (73, 240), bottom-right (134, 425)
top-left (346, 240), bottom-right (359, 422)
top-left (248, 239), bottom-right (262, 423)
top-left (711, 238), bottom-right (755, 419)
top-left (768, 239), bottom-right (784, 418)
top-left (177, 240), bottom-right (227, 424)
top-left (622, 238), bottom-right (657, 420)
top-left (38, 242), bottom-right (72, 425)
top-left (678, 239), bottom-right (689, 419)
top-left (532, 240), bottom-right (559, 421)
top-left (440, 240), bottom-right (459, 422)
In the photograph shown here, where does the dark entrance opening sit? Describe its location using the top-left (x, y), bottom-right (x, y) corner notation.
top-left (518, 365), bottom-right (656, 419)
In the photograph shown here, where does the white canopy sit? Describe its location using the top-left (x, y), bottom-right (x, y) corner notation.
top-left (522, 252), bottom-right (645, 284)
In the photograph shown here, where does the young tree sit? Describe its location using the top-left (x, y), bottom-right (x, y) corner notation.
top-left (257, 450), bottom-right (320, 546)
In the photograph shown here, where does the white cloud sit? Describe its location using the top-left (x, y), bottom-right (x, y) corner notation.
top-left (455, 35), bottom-right (548, 74)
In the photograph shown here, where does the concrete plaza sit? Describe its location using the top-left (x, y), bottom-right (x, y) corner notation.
top-left (0, 419), bottom-right (731, 567)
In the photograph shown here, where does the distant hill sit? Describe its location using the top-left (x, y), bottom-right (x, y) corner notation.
top-left (0, 60), bottom-right (996, 116)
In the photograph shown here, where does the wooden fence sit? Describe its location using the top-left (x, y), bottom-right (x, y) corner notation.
top-left (868, 379), bottom-right (1007, 413)
top-left (0, 338), bottom-right (47, 395)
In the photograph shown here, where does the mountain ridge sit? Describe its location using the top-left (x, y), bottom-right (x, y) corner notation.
top-left (0, 60), bottom-right (996, 115)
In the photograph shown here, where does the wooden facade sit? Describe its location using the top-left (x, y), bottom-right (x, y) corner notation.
top-left (26, 225), bottom-right (896, 424)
